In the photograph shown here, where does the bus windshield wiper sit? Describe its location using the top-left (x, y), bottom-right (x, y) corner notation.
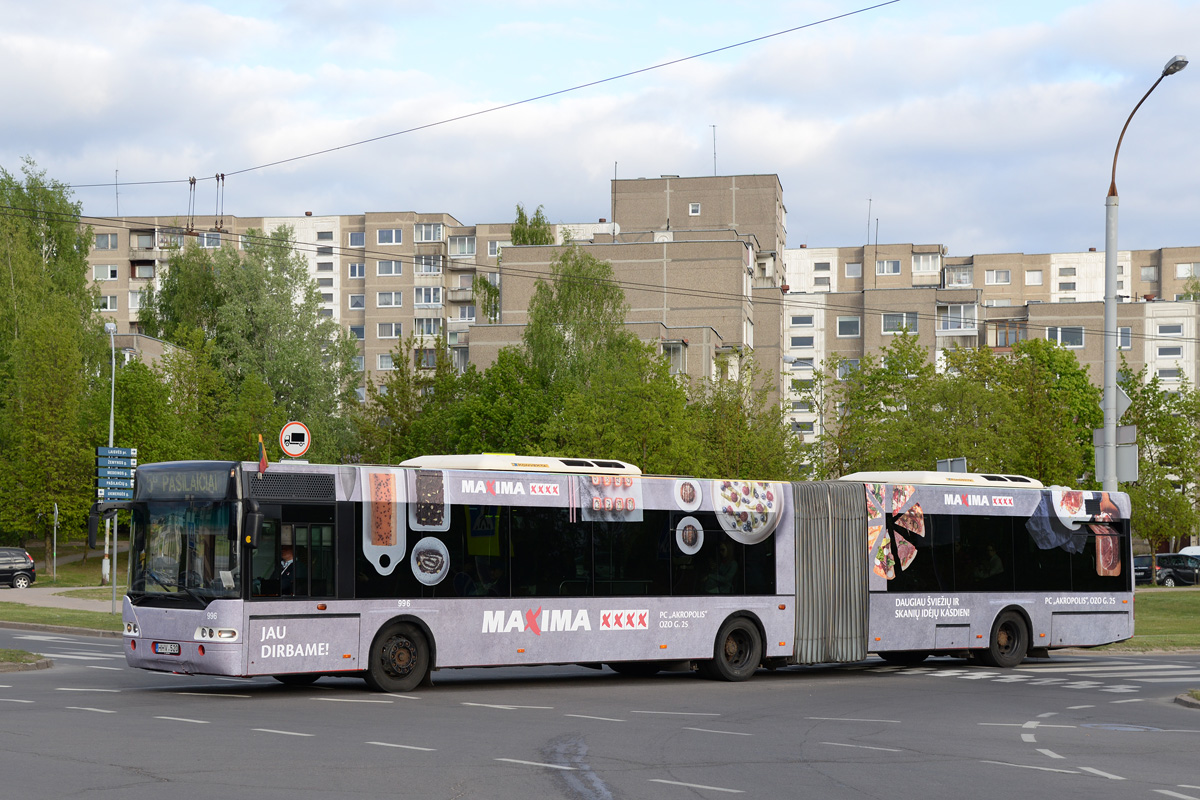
top-left (142, 570), bottom-right (206, 604)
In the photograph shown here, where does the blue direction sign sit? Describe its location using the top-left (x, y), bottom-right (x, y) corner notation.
top-left (97, 457), bottom-right (137, 468)
top-left (97, 488), bottom-right (133, 500)
top-left (98, 468), bottom-right (133, 479)
top-left (98, 478), bottom-right (134, 489)
top-left (97, 446), bottom-right (138, 458)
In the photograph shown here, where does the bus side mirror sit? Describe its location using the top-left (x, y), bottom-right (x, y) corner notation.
top-left (245, 512), bottom-right (263, 549)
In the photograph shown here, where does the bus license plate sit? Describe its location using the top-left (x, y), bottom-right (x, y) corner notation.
top-left (153, 642), bottom-right (181, 655)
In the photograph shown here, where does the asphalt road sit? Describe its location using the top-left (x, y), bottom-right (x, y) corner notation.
top-left (2, 626), bottom-right (1198, 800)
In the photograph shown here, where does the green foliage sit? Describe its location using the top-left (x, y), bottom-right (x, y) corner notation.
top-left (510, 203), bottom-right (554, 246)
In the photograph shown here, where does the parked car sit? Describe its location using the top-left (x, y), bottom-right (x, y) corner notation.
top-left (1134, 555), bottom-right (1157, 585)
top-left (1179, 545), bottom-right (1200, 558)
top-left (1154, 553), bottom-right (1200, 588)
top-left (0, 547), bottom-right (36, 588)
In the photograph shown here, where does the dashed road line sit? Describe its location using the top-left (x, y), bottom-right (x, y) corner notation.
top-left (0, 698), bottom-right (35, 704)
top-left (252, 728), bottom-right (312, 736)
top-left (684, 728), bottom-right (752, 736)
top-left (462, 702), bottom-right (553, 710)
top-left (1021, 733), bottom-right (1037, 743)
top-left (806, 717), bottom-right (899, 723)
top-left (86, 666), bottom-right (123, 671)
top-left (631, 710), bottom-right (721, 716)
top-left (495, 758), bottom-right (575, 771)
top-left (820, 742), bottom-right (902, 752)
top-left (1110, 698), bottom-right (1145, 704)
top-left (564, 714), bottom-right (625, 722)
top-left (155, 716), bottom-right (209, 724)
top-left (1153, 791), bottom-right (1200, 800)
top-left (313, 697), bottom-right (393, 704)
top-left (56, 688), bottom-right (120, 693)
top-left (981, 760), bottom-right (1078, 774)
top-left (648, 779), bottom-right (744, 794)
top-left (66, 707), bottom-right (115, 713)
top-left (1036, 712), bottom-right (1058, 718)
top-left (1036, 749), bottom-right (1063, 759)
top-left (366, 741), bottom-right (436, 752)
top-left (173, 692), bottom-right (251, 699)
top-left (1067, 705), bottom-right (1095, 709)
top-left (1078, 766), bottom-right (1125, 780)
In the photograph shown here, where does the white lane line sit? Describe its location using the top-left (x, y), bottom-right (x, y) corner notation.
top-left (0, 684), bottom-right (10, 688)
top-left (38, 654), bottom-right (110, 661)
top-left (1131, 677), bottom-right (1200, 683)
top-left (1028, 678), bottom-right (1066, 685)
top-left (155, 716), bottom-right (209, 724)
top-left (806, 717), bottom-right (900, 724)
top-left (980, 760), bottom-right (1078, 774)
top-left (1021, 734), bottom-right (1037, 743)
top-left (385, 694), bottom-right (420, 700)
top-left (252, 728), bottom-right (313, 737)
top-left (1154, 791), bottom-right (1200, 800)
top-left (0, 698), bottom-right (35, 704)
top-left (1036, 749), bottom-right (1064, 759)
top-left (820, 742), bottom-right (902, 752)
top-left (214, 677), bottom-right (251, 682)
top-left (631, 710), bottom-right (721, 716)
top-left (174, 692), bottom-right (252, 699)
top-left (648, 779), bottom-right (744, 794)
top-left (495, 758), bottom-right (576, 771)
top-left (1078, 766), bottom-right (1125, 780)
top-left (85, 666), bottom-right (123, 671)
top-left (66, 707), bottom-right (116, 713)
top-left (1017, 664), bottom-right (1184, 674)
top-left (1110, 698), bottom-right (1145, 704)
top-left (1022, 721), bottom-right (1040, 729)
top-left (979, 723), bottom-right (1022, 727)
top-left (684, 728), bottom-right (753, 737)
top-left (1068, 705), bottom-right (1095, 709)
top-left (56, 688), bottom-right (120, 693)
top-left (462, 702), bottom-right (554, 710)
top-left (1181, 786), bottom-right (1200, 791)
top-left (564, 714), bottom-right (625, 722)
top-left (313, 697), bottom-right (393, 704)
top-left (1037, 712), bottom-right (1058, 718)
top-left (366, 741), bottom-right (436, 752)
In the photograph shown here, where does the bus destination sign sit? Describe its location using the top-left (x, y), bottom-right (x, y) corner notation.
top-left (136, 467), bottom-right (231, 500)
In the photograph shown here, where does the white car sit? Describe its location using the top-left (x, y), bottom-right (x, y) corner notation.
top-left (1179, 545), bottom-right (1200, 557)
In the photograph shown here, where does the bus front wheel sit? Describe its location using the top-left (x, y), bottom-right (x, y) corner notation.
top-left (979, 611), bottom-right (1028, 668)
top-left (365, 622), bottom-right (430, 692)
top-left (699, 617), bottom-right (762, 682)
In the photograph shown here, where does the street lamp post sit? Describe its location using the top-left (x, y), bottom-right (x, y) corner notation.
top-left (1102, 55), bottom-right (1188, 493)
top-left (104, 322), bottom-right (116, 598)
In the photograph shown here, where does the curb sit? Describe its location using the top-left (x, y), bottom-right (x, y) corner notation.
top-left (0, 657), bottom-right (53, 673)
top-left (0, 621), bottom-right (122, 639)
top-left (1175, 693), bottom-right (1200, 710)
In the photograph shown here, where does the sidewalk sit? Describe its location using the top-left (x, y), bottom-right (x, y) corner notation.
top-left (0, 584), bottom-right (123, 613)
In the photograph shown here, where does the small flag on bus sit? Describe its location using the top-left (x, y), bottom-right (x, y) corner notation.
top-left (258, 434), bottom-right (268, 474)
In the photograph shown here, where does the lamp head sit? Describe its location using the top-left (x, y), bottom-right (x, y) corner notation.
top-left (104, 322), bottom-right (117, 334)
top-left (1163, 55), bottom-right (1188, 76)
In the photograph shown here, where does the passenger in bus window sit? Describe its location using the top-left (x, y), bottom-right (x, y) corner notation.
top-left (277, 545), bottom-right (296, 596)
top-left (704, 542), bottom-right (738, 594)
top-left (973, 544), bottom-right (1004, 581)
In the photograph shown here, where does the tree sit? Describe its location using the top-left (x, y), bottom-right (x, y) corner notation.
top-left (510, 203), bottom-right (554, 246)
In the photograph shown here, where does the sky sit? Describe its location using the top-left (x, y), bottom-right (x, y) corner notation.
top-left (3, 0), bottom-right (1198, 256)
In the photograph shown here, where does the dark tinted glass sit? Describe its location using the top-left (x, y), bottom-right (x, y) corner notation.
top-left (510, 506), bottom-right (588, 597)
top-left (593, 510), bottom-right (670, 596)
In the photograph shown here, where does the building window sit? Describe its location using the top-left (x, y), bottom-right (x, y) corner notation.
top-left (1058, 267), bottom-right (1077, 277)
top-left (985, 298), bottom-right (1013, 307)
top-left (814, 262), bottom-right (830, 272)
top-left (349, 325), bottom-right (364, 340)
top-left (378, 322), bottom-right (401, 339)
top-left (414, 223), bottom-right (443, 243)
top-left (317, 262), bottom-right (333, 272)
top-left (378, 260), bottom-right (401, 276)
top-left (415, 317), bottom-right (441, 336)
top-left (837, 316), bottom-right (861, 337)
top-left (912, 254), bottom-right (940, 274)
top-left (349, 294), bottom-right (365, 309)
top-left (944, 266), bottom-right (972, 287)
top-left (688, 202), bottom-right (701, 216)
top-left (349, 262), bottom-right (365, 278)
top-left (320, 292), bottom-right (333, 304)
top-left (1119, 327), bottom-right (1132, 350)
top-left (414, 287), bottom-right (442, 307)
top-left (790, 336), bottom-right (814, 349)
top-left (352, 356), bottom-right (365, 372)
top-left (95, 233), bottom-right (118, 250)
top-left (316, 246), bottom-right (333, 257)
top-left (128, 290), bottom-right (144, 311)
top-left (199, 232), bottom-right (221, 248)
top-left (415, 255), bottom-right (443, 275)
top-left (458, 305), bottom-right (476, 322)
top-left (791, 315), bottom-right (814, 327)
top-left (414, 349), bottom-right (437, 369)
top-left (1158, 345), bottom-right (1183, 357)
top-left (318, 277), bottom-right (334, 288)
top-left (378, 229), bottom-right (403, 245)
top-left (790, 358), bottom-right (815, 370)
top-left (317, 231), bottom-right (333, 241)
top-left (318, 308), bottom-right (332, 317)
top-left (813, 276), bottom-right (830, 289)
top-left (985, 269), bottom-right (1011, 285)
top-left (354, 387), bottom-right (366, 402)
top-left (94, 264), bottom-right (119, 281)
top-left (349, 231), bottom-right (365, 248)
top-left (794, 421), bottom-right (815, 433)
top-left (1058, 282), bottom-right (1076, 292)
top-left (1158, 324), bottom-right (1183, 336)
top-left (937, 304), bottom-right (976, 331)
top-left (1025, 270), bottom-right (1043, 286)
top-left (488, 240), bottom-right (510, 258)
top-left (791, 400), bottom-right (811, 412)
top-left (882, 311), bottom-right (918, 334)
top-left (837, 359), bottom-right (860, 379)
top-left (845, 262), bottom-right (862, 278)
top-left (378, 354), bottom-right (395, 370)
top-left (1175, 263), bottom-right (1200, 279)
top-left (1046, 326), bottom-right (1084, 348)
top-left (448, 236), bottom-right (476, 257)
top-left (1159, 367), bottom-right (1180, 380)
top-left (377, 292), bottom-right (401, 308)
top-left (1141, 266), bottom-right (1159, 282)
top-left (995, 321), bottom-right (1026, 347)
top-left (97, 295), bottom-right (117, 311)
top-left (876, 259), bottom-right (901, 275)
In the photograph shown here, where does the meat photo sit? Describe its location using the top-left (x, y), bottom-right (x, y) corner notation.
top-left (1090, 523), bottom-right (1122, 577)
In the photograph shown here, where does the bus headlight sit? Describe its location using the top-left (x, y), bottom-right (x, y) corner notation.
top-left (194, 627), bottom-right (238, 641)
top-left (124, 622), bottom-right (140, 636)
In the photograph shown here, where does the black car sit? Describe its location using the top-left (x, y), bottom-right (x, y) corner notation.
top-left (0, 547), bottom-right (36, 589)
top-left (1134, 555), bottom-right (1157, 585)
top-left (1154, 553), bottom-right (1200, 588)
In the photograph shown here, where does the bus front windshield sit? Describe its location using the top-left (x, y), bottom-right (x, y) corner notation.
top-left (129, 501), bottom-right (241, 603)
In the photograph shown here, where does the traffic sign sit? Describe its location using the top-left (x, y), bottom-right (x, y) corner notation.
top-left (98, 478), bottom-right (134, 489)
top-left (279, 421), bottom-right (312, 458)
top-left (97, 457), bottom-right (137, 468)
top-left (97, 446), bottom-right (138, 458)
top-left (97, 488), bottom-right (133, 500)
top-left (98, 468), bottom-right (133, 479)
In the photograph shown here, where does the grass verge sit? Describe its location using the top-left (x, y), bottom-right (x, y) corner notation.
top-left (1096, 590), bottom-right (1200, 651)
top-left (0, 602), bottom-right (122, 634)
top-left (0, 648), bottom-right (41, 664)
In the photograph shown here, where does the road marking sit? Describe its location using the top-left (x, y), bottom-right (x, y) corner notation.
top-left (1061, 681), bottom-right (1106, 689)
top-left (820, 742), bottom-right (902, 752)
top-left (1037, 712), bottom-right (1058, 718)
top-left (85, 666), bottom-right (123, 671)
top-left (957, 672), bottom-right (1000, 680)
top-left (56, 688), bottom-right (120, 693)
top-left (1130, 676), bottom-right (1200, 683)
top-left (806, 717), bottom-right (900, 724)
top-left (632, 710), bottom-right (721, 716)
top-left (461, 702), bottom-right (553, 710)
top-left (385, 694), bottom-right (420, 700)
top-left (1068, 705), bottom-right (1095, 709)
top-left (66, 707), bottom-right (116, 713)
top-left (927, 670), bottom-right (972, 677)
top-left (1027, 678), bottom-right (1066, 685)
top-left (1036, 749), bottom-right (1063, 759)
top-left (979, 723), bottom-right (1076, 729)
top-left (980, 760), bottom-right (1078, 774)
top-left (0, 684), bottom-right (10, 688)
top-left (313, 697), bottom-right (393, 704)
top-left (155, 716), bottom-right (209, 724)
top-left (648, 779), bottom-right (744, 794)
top-left (1017, 664), bottom-right (1183, 674)
top-left (1153, 791), bottom-right (1200, 800)
top-left (366, 741), bottom-right (436, 752)
top-left (1021, 734), bottom-right (1037, 743)
top-left (1110, 698), bottom-right (1145, 704)
top-left (495, 758), bottom-right (576, 771)
top-left (252, 728), bottom-right (313, 737)
top-left (564, 714), bottom-right (625, 722)
top-left (684, 728), bottom-right (753, 736)
top-left (174, 692), bottom-right (252, 699)
top-left (0, 698), bottom-right (34, 704)
top-left (1078, 766), bottom-right (1125, 780)
top-left (37, 654), bottom-right (110, 661)
top-left (1179, 786), bottom-right (1200, 791)
top-left (1022, 721), bottom-right (1040, 729)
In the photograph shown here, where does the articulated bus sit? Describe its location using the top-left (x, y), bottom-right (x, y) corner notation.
top-left (90, 456), bottom-right (1132, 691)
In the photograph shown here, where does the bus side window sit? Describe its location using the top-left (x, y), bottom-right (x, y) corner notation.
top-left (252, 519), bottom-right (281, 597)
top-left (952, 516), bottom-right (1014, 592)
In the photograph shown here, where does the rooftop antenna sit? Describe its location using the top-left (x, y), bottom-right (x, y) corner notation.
top-left (115, 168), bottom-right (120, 216)
top-left (711, 125), bottom-right (717, 175)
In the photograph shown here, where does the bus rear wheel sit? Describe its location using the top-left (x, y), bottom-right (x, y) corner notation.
top-left (979, 611), bottom-right (1028, 668)
top-left (365, 623), bottom-right (429, 693)
top-left (699, 618), bottom-right (762, 682)
top-left (879, 650), bottom-right (928, 666)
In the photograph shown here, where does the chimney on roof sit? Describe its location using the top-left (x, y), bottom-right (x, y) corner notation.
top-left (599, 218), bottom-right (606, 223)
top-left (305, 211), bottom-right (312, 217)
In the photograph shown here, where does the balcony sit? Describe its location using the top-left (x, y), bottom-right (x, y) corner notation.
top-left (447, 286), bottom-right (474, 303)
